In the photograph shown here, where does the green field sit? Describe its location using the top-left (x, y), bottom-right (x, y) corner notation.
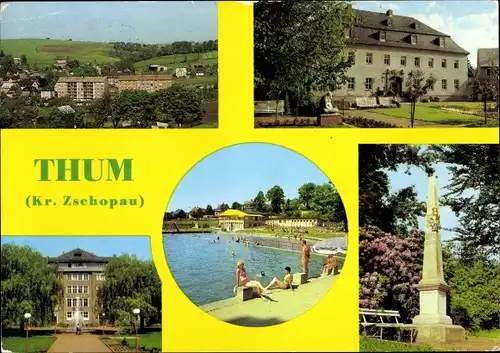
top-left (133, 51), bottom-right (218, 73)
top-left (0, 39), bottom-right (120, 67)
top-left (360, 337), bottom-right (438, 352)
top-left (107, 332), bottom-right (161, 349)
top-left (429, 101), bottom-right (497, 112)
top-left (369, 105), bottom-right (483, 125)
top-left (3, 335), bottom-right (56, 352)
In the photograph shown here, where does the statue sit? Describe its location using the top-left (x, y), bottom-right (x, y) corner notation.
top-left (429, 207), bottom-right (440, 232)
top-left (321, 92), bottom-right (340, 114)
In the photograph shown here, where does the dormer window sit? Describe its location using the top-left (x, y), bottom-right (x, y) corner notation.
top-left (387, 18), bottom-right (392, 26)
top-left (411, 22), bottom-right (420, 29)
top-left (410, 34), bottom-right (417, 45)
top-left (379, 31), bottom-right (386, 42)
top-left (440, 37), bottom-right (445, 47)
top-left (74, 252), bottom-right (82, 257)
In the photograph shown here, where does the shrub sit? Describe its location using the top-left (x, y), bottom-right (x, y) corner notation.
top-left (343, 116), bottom-right (398, 128)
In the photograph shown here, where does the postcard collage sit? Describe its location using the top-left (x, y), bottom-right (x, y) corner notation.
top-left (0, 1), bottom-right (499, 352)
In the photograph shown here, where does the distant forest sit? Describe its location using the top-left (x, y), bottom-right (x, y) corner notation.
top-left (110, 40), bottom-right (218, 62)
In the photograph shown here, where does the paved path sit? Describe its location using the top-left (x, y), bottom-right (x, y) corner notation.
top-left (201, 275), bottom-right (337, 327)
top-left (49, 334), bottom-right (112, 353)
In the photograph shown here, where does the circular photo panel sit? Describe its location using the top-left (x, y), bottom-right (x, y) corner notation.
top-left (163, 143), bottom-right (348, 327)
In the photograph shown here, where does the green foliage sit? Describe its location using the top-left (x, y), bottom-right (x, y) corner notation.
top-left (154, 85), bottom-right (206, 127)
top-left (343, 116), bottom-right (398, 128)
top-left (97, 255), bottom-right (161, 332)
top-left (254, 0), bottom-right (355, 110)
top-left (253, 191), bottom-right (267, 213)
top-left (298, 182), bottom-right (315, 210)
top-left (266, 185), bottom-right (286, 214)
top-left (231, 202), bottom-right (242, 210)
top-left (405, 69), bottom-right (437, 128)
top-left (37, 106), bottom-right (85, 128)
top-left (1, 244), bottom-right (64, 329)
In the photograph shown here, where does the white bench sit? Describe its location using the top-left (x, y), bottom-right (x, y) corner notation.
top-left (255, 100), bottom-right (285, 115)
top-left (356, 97), bottom-right (378, 109)
top-left (360, 308), bottom-right (417, 342)
top-left (378, 97), bottom-right (396, 108)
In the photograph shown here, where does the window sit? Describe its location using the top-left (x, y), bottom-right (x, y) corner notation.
top-left (83, 286), bottom-right (89, 294)
top-left (442, 79), bottom-right (447, 90)
top-left (77, 273), bottom-right (83, 281)
top-left (380, 31), bottom-right (386, 42)
top-left (454, 60), bottom-right (459, 69)
top-left (454, 79), bottom-right (459, 90)
top-left (400, 56), bottom-right (407, 66)
top-left (78, 286), bottom-right (83, 294)
top-left (486, 68), bottom-right (492, 76)
top-left (439, 37), bottom-right (445, 47)
top-left (67, 286), bottom-right (72, 294)
top-left (384, 54), bottom-right (391, 65)
top-left (442, 59), bottom-right (447, 68)
top-left (83, 298), bottom-right (89, 307)
top-left (97, 273), bottom-right (106, 281)
top-left (428, 58), bottom-right (434, 68)
top-left (83, 273), bottom-right (89, 281)
top-left (82, 312), bottom-right (89, 320)
top-left (365, 78), bottom-right (373, 90)
top-left (348, 51), bottom-right (355, 65)
top-left (67, 298), bottom-right (72, 307)
top-left (72, 285), bottom-right (78, 293)
top-left (411, 22), bottom-right (420, 29)
top-left (411, 34), bottom-right (417, 45)
top-left (66, 312), bottom-right (73, 320)
top-left (414, 57), bottom-right (420, 67)
top-left (71, 298), bottom-right (78, 307)
top-left (366, 53), bottom-right (373, 64)
top-left (97, 263), bottom-right (106, 268)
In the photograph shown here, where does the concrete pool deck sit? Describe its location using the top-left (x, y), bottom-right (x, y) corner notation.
top-left (200, 274), bottom-right (338, 326)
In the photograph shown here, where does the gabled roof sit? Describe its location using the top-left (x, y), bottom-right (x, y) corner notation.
top-left (477, 48), bottom-right (499, 68)
top-left (48, 248), bottom-right (111, 263)
top-left (350, 9), bottom-right (469, 55)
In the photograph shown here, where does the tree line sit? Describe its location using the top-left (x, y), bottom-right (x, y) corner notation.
top-left (359, 144), bottom-right (500, 331)
top-left (166, 182), bottom-right (348, 231)
top-left (1, 244), bottom-right (161, 332)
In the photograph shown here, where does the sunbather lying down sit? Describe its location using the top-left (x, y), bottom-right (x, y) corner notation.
top-left (265, 266), bottom-right (293, 290)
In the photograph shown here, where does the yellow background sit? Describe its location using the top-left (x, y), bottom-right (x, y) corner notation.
top-left (1, 2), bottom-right (499, 352)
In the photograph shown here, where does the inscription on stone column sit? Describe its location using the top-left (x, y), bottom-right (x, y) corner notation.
top-left (429, 207), bottom-right (440, 232)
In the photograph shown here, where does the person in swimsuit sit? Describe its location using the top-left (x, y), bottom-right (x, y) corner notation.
top-left (301, 240), bottom-right (310, 276)
top-left (235, 260), bottom-right (267, 296)
top-left (265, 266), bottom-right (293, 290)
top-left (322, 255), bottom-right (336, 275)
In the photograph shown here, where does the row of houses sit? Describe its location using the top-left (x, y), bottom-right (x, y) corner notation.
top-left (330, 9), bottom-right (499, 101)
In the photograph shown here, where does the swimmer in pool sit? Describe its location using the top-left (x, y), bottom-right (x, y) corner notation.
top-left (236, 260), bottom-right (267, 297)
top-left (260, 271), bottom-right (265, 277)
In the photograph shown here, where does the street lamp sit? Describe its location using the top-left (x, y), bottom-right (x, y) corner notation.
top-left (24, 313), bottom-right (31, 353)
top-left (132, 309), bottom-right (140, 353)
top-left (101, 313), bottom-right (106, 336)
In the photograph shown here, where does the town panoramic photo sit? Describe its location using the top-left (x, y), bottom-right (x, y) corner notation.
top-left (254, 0), bottom-right (499, 128)
top-left (0, 1), bottom-right (218, 129)
top-left (163, 143), bottom-right (349, 327)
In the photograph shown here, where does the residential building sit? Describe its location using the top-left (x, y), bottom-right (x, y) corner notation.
top-left (265, 218), bottom-right (320, 228)
top-left (175, 68), bottom-right (187, 78)
top-left (111, 75), bottom-right (173, 93)
top-left (334, 9), bottom-right (469, 101)
top-left (477, 48), bottom-right (499, 80)
top-left (54, 77), bottom-right (106, 101)
top-left (48, 248), bottom-right (112, 326)
top-left (41, 90), bottom-right (57, 99)
top-left (1, 82), bottom-right (20, 98)
top-left (218, 209), bottom-right (265, 231)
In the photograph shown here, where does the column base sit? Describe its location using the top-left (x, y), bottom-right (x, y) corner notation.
top-left (415, 324), bottom-right (466, 344)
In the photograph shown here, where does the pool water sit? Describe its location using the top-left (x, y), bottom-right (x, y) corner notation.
top-left (163, 233), bottom-right (344, 306)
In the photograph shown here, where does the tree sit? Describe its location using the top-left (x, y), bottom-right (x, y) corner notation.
top-left (468, 60), bottom-right (499, 124)
top-left (39, 107), bottom-right (84, 128)
top-left (266, 185), bottom-right (285, 214)
top-left (253, 191), bottom-right (267, 213)
top-left (89, 91), bottom-right (114, 127)
top-left (97, 255), bottom-right (161, 331)
top-left (405, 69), bottom-right (436, 128)
top-left (298, 182), bottom-right (316, 210)
top-left (172, 209), bottom-right (187, 219)
top-left (1, 244), bottom-right (64, 331)
top-left (430, 144), bottom-right (500, 260)
top-left (217, 203), bottom-right (229, 212)
top-left (467, 59), bottom-right (475, 78)
top-left (359, 144), bottom-right (433, 235)
top-left (155, 85), bottom-right (206, 127)
top-left (20, 54), bottom-right (27, 65)
top-left (231, 202), bottom-right (242, 210)
top-left (205, 205), bottom-right (214, 216)
top-left (254, 0), bottom-right (355, 115)
top-left (112, 90), bottom-right (156, 128)
top-left (190, 207), bottom-right (204, 219)
top-left (310, 182), bottom-right (348, 230)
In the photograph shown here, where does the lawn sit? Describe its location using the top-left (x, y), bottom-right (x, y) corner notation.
top-left (360, 337), bottom-right (439, 352)
top-left (134, 51), bottom-right (218, 73)
top-left (0, 39), bottom-right (119, 67)
top-left (106, 332), bottom-right (161, 349)
top-left (470, 329), bottom-right (500, 341)
top-left (173, 75), bottom-right (218, 86)
top-left (429, 101), bottom-right (497, 112)
top-left (3, 335), bottom-right (56, 352)
top-left (368, 105), bottom-right (483, 125)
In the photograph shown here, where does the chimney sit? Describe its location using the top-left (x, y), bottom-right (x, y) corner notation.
top-left (386, 9), bottom-right (394, 17)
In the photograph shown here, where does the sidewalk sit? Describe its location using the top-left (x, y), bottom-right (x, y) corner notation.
top-left (48, 334), bottom-right (111, 353)
top-left (201, 275), bottom-right (338, 327)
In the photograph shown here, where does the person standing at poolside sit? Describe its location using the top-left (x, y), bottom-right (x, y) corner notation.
top-left (301, 240), bottom-right (310, 277)
top-left (235, 260), bottom-right (267, 297)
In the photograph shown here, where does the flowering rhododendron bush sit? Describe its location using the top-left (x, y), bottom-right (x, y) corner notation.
top-left (359, 226), bottom-right (424, 321)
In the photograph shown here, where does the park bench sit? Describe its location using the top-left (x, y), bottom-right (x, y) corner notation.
top-left (359, 308), bottom-right (417, 343)
top-left (356, 97), bottom-right (378, 109)
top-left (378, 97), bottom-right (397, 108)
top-left (255, 100), bottom-right (285, 116)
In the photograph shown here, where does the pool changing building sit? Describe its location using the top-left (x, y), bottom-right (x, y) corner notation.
top-left (48, 248), bottom-right (112, 326)
top-left (218, 209), bottom-right (266, 231)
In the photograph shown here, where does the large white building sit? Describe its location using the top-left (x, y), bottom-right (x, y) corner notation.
top-left (333, 9), bottom-right (470, 101)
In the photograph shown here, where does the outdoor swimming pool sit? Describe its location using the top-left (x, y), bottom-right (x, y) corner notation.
top-left (163, 233), bottom-right (344, 306)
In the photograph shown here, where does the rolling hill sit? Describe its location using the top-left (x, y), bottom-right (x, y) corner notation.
top-left (133, 50), bottom-right (218, 73)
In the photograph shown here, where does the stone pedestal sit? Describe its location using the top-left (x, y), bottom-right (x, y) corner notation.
top-left (413, 283), bottom-right (452, 325)
top-left (236, 286), bottom-right (254, 301)
top-left (333, 265), bottom-right (340, 275)
top-left (415, 324), bottom-right (466, 344)
top-left (293, 273), bottom-right (307, 285)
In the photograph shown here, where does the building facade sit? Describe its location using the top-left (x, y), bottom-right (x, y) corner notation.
top-left (477, 48), bottom-right (499, 80)
top-left (265, 218), bottom-right (320, 228)
top-left (333, 9), bottom-right (469, 101)
top-left (48, 248), bottom-right (112, 326)
top-left (55, 75), bottom-right (174, 101)
top-left (218, 209), bottom-right (265, 231)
